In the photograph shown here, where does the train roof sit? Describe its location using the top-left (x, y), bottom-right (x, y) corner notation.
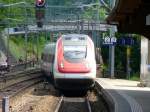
top-left (62, 34), bottom-right (89, 39)
top-left (61, 34), bottom-right (89, 45)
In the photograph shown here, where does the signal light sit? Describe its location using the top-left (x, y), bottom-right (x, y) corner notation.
top-left (35, 0), bottom-right (45, 27)
top-left (36, 0), bottom-right (45, 8)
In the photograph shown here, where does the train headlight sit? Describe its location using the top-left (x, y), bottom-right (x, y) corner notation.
top-left (60, 62), bottom-right (64, 68)
top-left (85, 63), bottom-right (90, 69)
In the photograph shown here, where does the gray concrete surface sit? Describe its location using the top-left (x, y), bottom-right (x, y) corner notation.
top-left (96, 78), bottom-right (150, 112)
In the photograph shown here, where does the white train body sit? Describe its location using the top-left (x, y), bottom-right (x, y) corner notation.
top-left (41, 43), bottom-right (56, 75)
top-left (41, 34), bottom-right (96, 90)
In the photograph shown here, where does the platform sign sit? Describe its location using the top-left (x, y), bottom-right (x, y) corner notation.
top-left (117, 38), bottom-right (125, 45)
top-left (117, 38), bottom-right (135, 46)
top-left (102, 36), bottom-right (117, 45)
top-left (125, 38), bottom-right (134, 45)
top-left (102, 37), bottom-right (135, 46)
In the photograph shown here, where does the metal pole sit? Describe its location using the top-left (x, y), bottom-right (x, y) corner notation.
top-left (108, 0), bottom-right (116, 78)
top-left (96, 4), bottom-right (100, 64)
top-left (2, 97), bottom-right (9, 112)
top-left (31, 34), bottom-right (34, 67)
top-left (7, 25), bottom-right (9, 66)
top-left (24, 3), bottom-right (28, 69)
top-left (36, 32), bottom-right (39, 62)
top-left (81, 20), bottom-right (84, 34)
top-left (76, 13), bottom-right (80, 34)
top-left (126, 45), bottom-right (131, 79)
top-left (108, 27), bottom-right (116, 78)
top-left (111, 45), bottom-right (115, 78)
top-left (7, 0), bottom-right (11, 67)
top-left (109, 44), bottom-right (115, 78)
top-left (25, 27), bottom-right (28, 69)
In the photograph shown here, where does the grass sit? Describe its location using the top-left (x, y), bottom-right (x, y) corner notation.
top-left (130, 76), bottom-right (140, 81)
top-left (129, 73), bottom-right (140, 81)
top-left (3, 35), bottom-right (47, 61)
top-left (3, 36), bottom-right (25, 60)
top-left (9, 38), bottom-right (25, 59)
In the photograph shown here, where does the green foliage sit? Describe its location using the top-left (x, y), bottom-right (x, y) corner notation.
top-left (0, 0), bottom-right (35, 28)
top-left (99, 8), bottom-right (107, 20)
top-left (5, 35), bottom-right (47, 60)
top-left (130, 72), bottom-right (140, 81)
top-left (100, 63), bottom-right (108, 71)
top-left (3, 36), bottom-right (25, 59)
top-left (101, 33), bottom-right (141, 79)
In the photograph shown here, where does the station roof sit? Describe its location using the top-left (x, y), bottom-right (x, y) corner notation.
top-left (107, 0), bottom-right (150, 38)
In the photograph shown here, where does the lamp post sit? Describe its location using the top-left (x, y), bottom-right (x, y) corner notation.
top-left (6, 21), bottom-right (10, 66)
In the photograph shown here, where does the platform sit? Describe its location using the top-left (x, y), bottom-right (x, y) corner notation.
top-left (96, 78), bottom-right (150, 112)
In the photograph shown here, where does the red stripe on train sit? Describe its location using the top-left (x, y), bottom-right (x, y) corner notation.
top-left (57, 38), bottom-right (91, 73)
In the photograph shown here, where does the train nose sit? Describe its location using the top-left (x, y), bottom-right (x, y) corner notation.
top-left (58, 60), bottom-right (91, 73)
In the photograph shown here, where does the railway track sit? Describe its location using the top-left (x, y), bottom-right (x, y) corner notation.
top-left (0, 78), bottom-right (43, 112)
top-left (9, 80), bottom-right (60, 112)
top-left (0, 82), bottom-right (110, 112)
top-left (54, 84), bottom-right (110, 112)
top-left (55, 94), bottom-right (92, 112)
top-left (0, 69), bottom-right (43, 112)
top-left (0, 68), bottom-right (41, 90)
top-left (0, 66), bottom-right (108, 112)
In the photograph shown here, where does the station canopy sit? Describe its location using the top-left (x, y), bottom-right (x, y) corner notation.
top-left (107, 0), bottom-right (150, 38)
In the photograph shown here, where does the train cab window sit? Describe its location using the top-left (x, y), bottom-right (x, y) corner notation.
top-left (63, 45), bottom-right (86, 60)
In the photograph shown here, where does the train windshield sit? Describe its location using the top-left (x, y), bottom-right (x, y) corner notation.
top-left (64, 45), bottom-right (86, 59)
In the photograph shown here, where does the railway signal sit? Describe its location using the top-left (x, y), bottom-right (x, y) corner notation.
top-left (35, 0), bottom-right (45, 27)
top-left (35, 0), bottom-right (45, 8)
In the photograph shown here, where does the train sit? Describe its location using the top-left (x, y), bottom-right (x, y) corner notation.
top-left (41, 34), bottom-right (96, 90)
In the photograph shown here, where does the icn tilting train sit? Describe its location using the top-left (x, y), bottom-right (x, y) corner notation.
top-left (41, 34), bottom-right (96, 90)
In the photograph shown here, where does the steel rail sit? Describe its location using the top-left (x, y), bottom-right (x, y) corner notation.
top-left (0, 77), bottom-right (43, 112)
top-left (55, 95), bottom-right (92, 112)
top-left (86, 97), bottom-right (92, 112)
top-left (54, 95), bottom-right (64, 112)
top-left (0, 68), bottom-right (42, 91)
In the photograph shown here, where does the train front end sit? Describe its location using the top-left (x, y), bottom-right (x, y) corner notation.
top-left (53, 34), bottom-right (96, 90)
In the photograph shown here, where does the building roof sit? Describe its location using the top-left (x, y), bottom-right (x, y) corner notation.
top-left (107, 0), bottom-right (150, 38)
